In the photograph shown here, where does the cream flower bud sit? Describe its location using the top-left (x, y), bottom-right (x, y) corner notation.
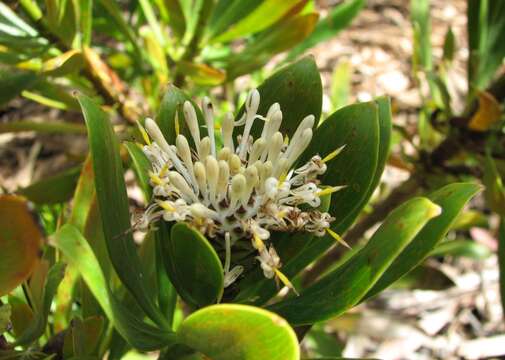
top-left (249, 138), bottom-right (266, 164)
top-left (199, 136), bottom-right (211, 159)
top-left (221, 112), bottom-right (234, 152)
top-left (183, 101), bottom-right (200, 150)
top-left (267, 132), bottom-right (284, 163)
top-left (217, 160), bottom-right (230, 200)
top-left (205, 156), bottom-right (219, 201)
top-left (202, 96), bottom-right (216, 157)
top-left (229, 154), bottom-right (242, 175)
top-left (231, 174), bottom-right (246, 198)
top-left (218, 147), bottom-right (231, 161)
top-left (193, 161), bottom-right (206, 195)
top-left (168, 171), bottom-right (197, 202)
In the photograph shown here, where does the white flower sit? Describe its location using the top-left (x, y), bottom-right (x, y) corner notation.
top-left (138, 89), bottom-right (345, 291)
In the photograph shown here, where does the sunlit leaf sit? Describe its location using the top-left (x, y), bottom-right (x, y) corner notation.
top-left (268, 197), bottom-right (441, 325)
top-left (178, 304), bottom-right (299, 360)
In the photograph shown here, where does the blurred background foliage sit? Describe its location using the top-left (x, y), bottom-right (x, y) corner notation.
top-left (0, 0), bottom-right (504, 359)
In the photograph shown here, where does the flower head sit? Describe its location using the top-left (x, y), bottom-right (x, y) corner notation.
top-left (139, 89), bottom-right (344, 291)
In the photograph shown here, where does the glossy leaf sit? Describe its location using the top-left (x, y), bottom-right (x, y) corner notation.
top-left (124, 142), bottom-right (152, 201)
top-left (267, 197), bottom-right (442, 325)
top-left (53, 224), bottom-right (177, 351)
top-left (210, 0), bottom-right (302, 43)
top-left (78, 94), bottom-right (169, 329)
top-left (235, 100), bottom-right (386, 305)
top-left (162, 223), bottom-right (224, 308)
top-left (364, 183), bottom-right (481, 299)
top-left (0, 195), bottom-right (43, 296)
top-left (235, 56), bottom-right (322, 140)
top-left (288, 0), bottom-right (366, 60)
top-left (177, 304), bottom-right (299, 360)
top-left (157, 85), bottom-right (206, 146)
top-left (15, 262), bottom-right (66, 345)
top-left (18, 166), bottom-right (82, 205)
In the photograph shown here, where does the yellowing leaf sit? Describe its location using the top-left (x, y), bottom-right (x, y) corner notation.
top-left (41, 49), bottom-right (84, 76)
top-left (178, 61), bottom-right (226, 85)
top-left (0, 195), bottom-right (43, 296)
top-left (468, 91), bottom-right (501, 131)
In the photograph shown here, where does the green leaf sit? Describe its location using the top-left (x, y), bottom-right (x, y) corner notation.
top-left (483, 152), bottom-right (505, 217)
top-left (210, 0), bottom-right (302, 43)
top-left (157, 85), bottom-right (206, 146)
top-left (15, 262), bottom-right (66, 345)
top-left (235, 99), bottom-right (389, 305)
top-left (0, 195), bottom-right (44, 296)
top-left (287, 0), bottom-right (365, 60)
top-left (235, 56), bottom-right (322, 140)
top-left (177, 304), bottom-right (299, 360)
top-left (330, 60), bottom-right (352, 110)
top-left (226, 13), bottom-right (319, 79)
top-left (411, 0), bottom-right (432, 71)
top-left (41, 50), bottom-right (84, 77)
top-left (468, 0), bottom-right (505, 89)
top-left (0, 68), bottom-right (38, 107)
top-left (206, 0), bottom-right (260, 40)
top-left (442, 26), bottom-right (455, 62)
top-left (18, 165), bottom-right (82, 205)
top-left (78, 94), bottom-right (170, 329)
top-left (267, 197), bottom-right (442, 325)
top-left (96, 0), bottom-right (142, 59)
top-left (364, 183), bottom-right (481, 300)
top-left (0, 121), bottom-right (86, 135)
top-left (124, 142), bottom-right (152, 201)
top-left (161, 223), bottom-right (224, 308)
top-left (69, 156), bottom-right (95, 232)
top-left (430, 239), bottom-right (491, 260)
top-left (52, 224), bottom-right (177, 351)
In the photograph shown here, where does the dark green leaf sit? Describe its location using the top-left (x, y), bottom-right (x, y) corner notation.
top-left (267, 197), bottom-right (442, 325)
top-left (235, 56), bottom-right (322, 140)
top-left (18, 166), bottom-right (82, 205)
top-left (53, 224), bottom-right (177, 351)
top-left (0, 68), bottom-right (38, 107)
top-left (157, 85), bottom-right (206, 146)
top-left (177, 304), bottom-right (299, 360)
top-left (162, 223), bottom-right (224, 308)
top-left (124, 142), bottom-right (152, 201)
top-left (78, 94), bottom-right (170, 329)
top-left (364, 182), bottom-right (481, 300)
